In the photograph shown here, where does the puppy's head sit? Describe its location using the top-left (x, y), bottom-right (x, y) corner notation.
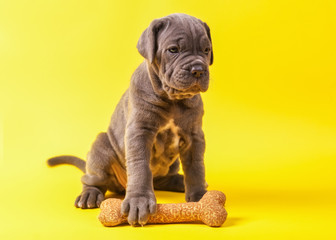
top-left (137, 13), bottom-right (213, 100)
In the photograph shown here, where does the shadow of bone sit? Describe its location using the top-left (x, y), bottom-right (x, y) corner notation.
top-left (223, 217), bottom-right (248, 228)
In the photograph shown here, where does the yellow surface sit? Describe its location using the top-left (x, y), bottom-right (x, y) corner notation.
top-left (0, 0), bottom-right (335, 239)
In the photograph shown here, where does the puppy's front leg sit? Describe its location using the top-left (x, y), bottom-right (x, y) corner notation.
top-left (121, 118), bottom-right (158, 226)
top-left (181, 127), bottom-right (208, 202)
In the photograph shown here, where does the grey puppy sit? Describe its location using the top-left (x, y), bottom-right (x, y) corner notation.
top-left (48, 13), bottom-right (213, 226)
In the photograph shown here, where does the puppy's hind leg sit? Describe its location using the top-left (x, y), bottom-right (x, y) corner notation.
top-left (76, 132), bottom-right (123, 209)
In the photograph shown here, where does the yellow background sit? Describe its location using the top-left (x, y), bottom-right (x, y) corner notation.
top-left (1, 0), bottom-right (335, 239)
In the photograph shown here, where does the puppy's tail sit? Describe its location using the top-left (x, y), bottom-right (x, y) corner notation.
top-left (47, 155), bottom-right (86, 173)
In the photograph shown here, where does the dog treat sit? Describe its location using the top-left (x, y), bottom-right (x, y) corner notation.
top-left (98, 190), bottom-right (227, 227)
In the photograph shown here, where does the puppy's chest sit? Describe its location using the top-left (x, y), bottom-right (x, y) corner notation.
top-left (150, 119), bottom-right (187, 177)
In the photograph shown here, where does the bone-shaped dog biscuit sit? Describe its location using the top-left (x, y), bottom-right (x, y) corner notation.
top-left (98, 190), bottom-right (227, 227)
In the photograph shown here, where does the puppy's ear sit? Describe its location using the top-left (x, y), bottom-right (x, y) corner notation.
top-left (203, 22), bottom-right (214, 65)
top-left (137, 19), bottom-right (167, 63)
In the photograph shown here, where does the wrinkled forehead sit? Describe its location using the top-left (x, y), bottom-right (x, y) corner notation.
top-left (158, 14), bottom-right (210, 49)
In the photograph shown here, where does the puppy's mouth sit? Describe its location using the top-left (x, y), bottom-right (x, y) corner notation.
top-left (162, 83), bottom-right (203, 100)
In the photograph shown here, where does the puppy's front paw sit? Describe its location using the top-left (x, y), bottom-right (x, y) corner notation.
top-left (75, 187), bottom-right (104, 209)
top-left (186, 189), bottom-right (207, 202)
top-left (121, 193), bottom-right (157, 226)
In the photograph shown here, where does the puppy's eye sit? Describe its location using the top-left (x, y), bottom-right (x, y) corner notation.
top-left (204, 47), bottom-right (210, 54)
top-left (168, 47), bottom-right (179, 53)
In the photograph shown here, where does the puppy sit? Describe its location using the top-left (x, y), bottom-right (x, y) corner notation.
top-left (48, 13), bottom-right (213, 226)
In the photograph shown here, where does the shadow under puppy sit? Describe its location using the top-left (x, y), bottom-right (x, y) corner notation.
top-left (48, 13), bottom-right (214, 226)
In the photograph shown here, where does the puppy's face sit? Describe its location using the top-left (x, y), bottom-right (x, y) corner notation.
top-left (137, 14), bottom-right (213, 100)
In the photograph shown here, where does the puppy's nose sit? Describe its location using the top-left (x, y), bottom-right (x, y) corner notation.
top-left (191, 65), bottom-right (205, 78)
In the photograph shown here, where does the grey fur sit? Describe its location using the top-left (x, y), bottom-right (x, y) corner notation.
top-left (48, 155), bottom-right (86, 173)
top-left (48, 13), bottom-right (213, 226)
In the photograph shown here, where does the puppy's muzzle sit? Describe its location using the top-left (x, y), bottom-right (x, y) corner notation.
top-left (189, 62), bottom-right (209, 92)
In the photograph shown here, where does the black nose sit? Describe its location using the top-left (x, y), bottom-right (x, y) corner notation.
top-left (191, 65), bottom-right (205, 78)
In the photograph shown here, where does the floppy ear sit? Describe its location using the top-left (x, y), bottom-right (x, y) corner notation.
top-left (137, 19), bottom-right (167, 63)
top-left (203, 22), bottom-right (214, 65)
